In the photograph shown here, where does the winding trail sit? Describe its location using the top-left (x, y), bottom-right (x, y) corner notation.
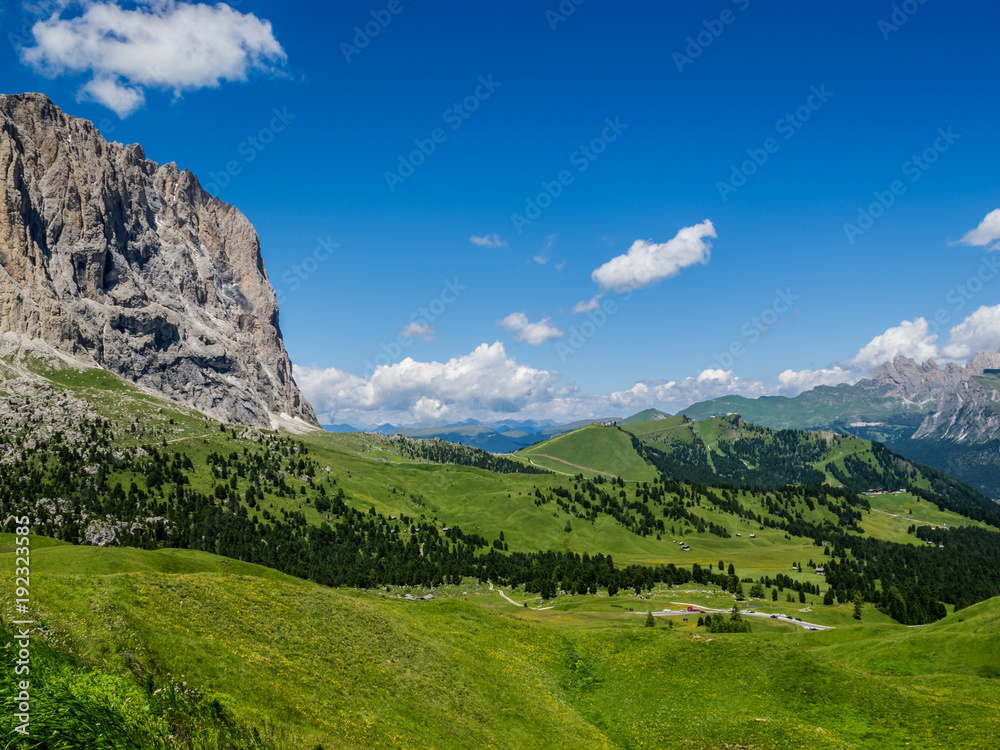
top-left (166, 434), bottom-right (210, 444)
top-left (527, 453), bottom-right (619, 479)
top-left (488, 581), bottom-right (554, 611)
top-left (526, 459), bottom-right (577, 477)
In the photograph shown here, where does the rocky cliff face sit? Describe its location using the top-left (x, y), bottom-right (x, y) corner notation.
top-left (864, 353), bottom-right (1000, 442)
top-left (0, 93), bottom-right (317, 428)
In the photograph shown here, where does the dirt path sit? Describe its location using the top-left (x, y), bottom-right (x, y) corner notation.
top-left (166, 433), bottom-right (210, 444)
top-left (526, 459), bottom-right (577, 477)
top-left (870, 507), bottom-right (937, 527)
top-left (528, 453), bottom-right (618, 479)
top-left (488, 581), bottom-right (554, 610)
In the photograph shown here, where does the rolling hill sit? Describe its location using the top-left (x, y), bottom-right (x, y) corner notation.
top-left (4, 538), bottom-right (1000, 749)
top-left (384, 417), bottom-right (621, 453)
top-left (517, 423), bottom-right (659, 481)
top-left (1, 357), bottom-right (1000, 747)
top-left (680, 352), bottom-right (1000, 498)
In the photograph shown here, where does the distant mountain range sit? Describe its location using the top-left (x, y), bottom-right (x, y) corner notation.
top-left (327, 353), bottom-right (1000, 499)
top-left (680, 351), bottom-right (1000, 499)
top-left (322, 417), bottom-right (623, 453)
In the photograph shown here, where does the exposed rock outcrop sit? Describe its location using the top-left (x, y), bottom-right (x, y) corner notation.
top-left (0, 93), bottom-right (317, 428)
top-left (866, 354), bottom-right (1000, 442)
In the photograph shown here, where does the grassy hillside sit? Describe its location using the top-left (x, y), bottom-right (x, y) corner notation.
top-left (678, 388), bottom-right (1000, 499)
top-left (622, 414), bottom-right (1000, 526)
top-left (2, 361), bottom-right (1000, 746)
top-left (3, 540), bottom-right (999, 749)
top-left (618, 408), bottom-right (670, 425)
top-left (3, 361), bottom-right (995, 619)
top-left (517, 424), bottom-right (659, 481)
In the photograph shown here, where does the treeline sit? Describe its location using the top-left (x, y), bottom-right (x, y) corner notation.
top-left (828, 441), bottom-right (1000, 528)
top-left (390, 437), bottom-right (550, 474)
top-left (712, 423), bottom-right (828, 487)
top-left (532, 475), bottom-right (733, 539)
top-left (698, 612), bottom-right (752, 633)
top-left (819, 525), bottom-right (1000, 624)
top-left (3, 411), bottom-right (999, 626)
top-left (628, 429), bottom-right (826, 489)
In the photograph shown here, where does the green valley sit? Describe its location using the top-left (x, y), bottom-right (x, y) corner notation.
top-left (3, 538), bottom-right (1000, 749)
top-left (1, 362), bottom-right (999, 748)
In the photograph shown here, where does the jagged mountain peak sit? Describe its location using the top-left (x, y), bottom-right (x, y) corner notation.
top-left (969, 349), bottom-right (1000, 374)
top-left (0, 92), bottom-right (317, 428)
top-left (868, 355), bottom-right (971, 397)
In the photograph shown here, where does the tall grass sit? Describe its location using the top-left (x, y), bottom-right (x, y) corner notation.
top-left (0, 629), bottom-right (281, 750)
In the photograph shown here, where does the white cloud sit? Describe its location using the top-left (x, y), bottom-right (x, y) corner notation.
top-left (591, 220), bottom-right (715, 291)
top-left (497, 312), bottom-right (564, 345)
top-left (79, 75), bottom-right (145, 115)
top-left (777, 366), bottom-right (856, 392)
top-left (412, 396), bottom-right (448, 423)
top-left (941, 304), bottom-right (1000, 360)
top-left (774, 310), bottom-right (1000, 397)
top-left (958, 209), bottom-right (1000, 248)
top-left (571, 295), bottom-right (602, 314)
top-left (294, 342), bottom-right (570, 426)
top-left (599, 308), bottom-right (1000, 416)
top-left (469, 234), bottom-right (507, 248)
top-left (398, 322), bottom-right (436, 343)
top-left (847, 317), bottom-right (939, 369)
top-left (21, 1), bottom-right (286, 117)
top-left (297, 301), bottom-right (1000, 429)
top-left (770, 318), bottom-right (940, 397)
top-left (601, 370), bottom-right (772, 415)
top-left (696, 368), bottom-right (729, 383)
top-left (532, 255), bottom-right (548, 265)
top-left (555, 261), bottom-right (566, 271)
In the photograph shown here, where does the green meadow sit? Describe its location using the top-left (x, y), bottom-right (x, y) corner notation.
top-left (3, 539), bottom-right (999, 749)
top-left (2, 366), bottom-right (998, 748)
top-left (517, 424), bottom-right (660, 481)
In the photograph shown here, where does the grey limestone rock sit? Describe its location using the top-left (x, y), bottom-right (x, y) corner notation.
top-left (0, 93), bottom-right (317, 428)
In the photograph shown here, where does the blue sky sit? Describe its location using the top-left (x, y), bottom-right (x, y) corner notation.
top-left (2, 0), bottom-right (999, 426)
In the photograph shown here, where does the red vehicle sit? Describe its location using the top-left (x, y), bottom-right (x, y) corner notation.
top-left (686, 606), bottom-right (702, 612)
